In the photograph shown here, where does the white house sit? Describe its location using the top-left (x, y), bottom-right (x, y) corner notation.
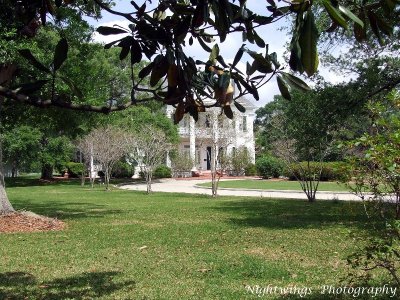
top-left (166, 97), bottom-right (256, 172)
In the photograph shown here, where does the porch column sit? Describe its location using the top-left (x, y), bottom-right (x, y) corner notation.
top-left (166, 151), bottom-right (171, 168)
top-left (189, 116), bottom-right (197, 171)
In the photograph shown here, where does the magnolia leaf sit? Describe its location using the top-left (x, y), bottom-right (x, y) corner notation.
top-left (323, 0), bottom-right (348, 30)
top-left (174, 102), bottom-right (185, 124)
top-left (223, 105), bottom-right (234, 119)
top-left (234, 101), bottom-right (246, 113)
top-left (97, 26), bottom-right (127, 35)
top-left (299, 10), bottom-right (319, 77)
top-left (368, 10), bottom-right (384, 45)
top-left (280, 72), bottom-right (311, 91)
top-left (277, 75), bottom-right (291, 100)
top-left (53, 38), bottom-right (68, 72)
top-left (198, 37), bottom-right (212, 52)
top-left (339, 5), bottom-right (364, 28)
top-left (209, 44), bottom-right (220, 63)
top-left (354, 11), bottom-right (366, 42)
top-left (18, 49), bottom-right (50, 73)
top-left (139, 62), bottom-right (154, 79)
top-left (231, 45), bottom-right (244, 69)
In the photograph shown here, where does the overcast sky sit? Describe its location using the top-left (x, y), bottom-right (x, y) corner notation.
top-left (86, 1), bottom-right (346, 108)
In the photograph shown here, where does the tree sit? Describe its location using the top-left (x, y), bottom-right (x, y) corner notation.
top-left (196, 112), bottom-right (236, 197)
top-left (2, 125), bottom-right (41, 177)
top-left (230, 146), bottom-right (251, 176)
top-left (170, 151), bottom-right (193, 178)
top-left (131, 125), bottom-right (173, 194)
top-left (344, 92), bottom-right (400, 287)
top-left (84, 126), bottom-right (132, 190)
top-left (39, 136), bottom-right (74, 179)
top-left (75, 136), bottom-right (96, 188)
top-left (0, 0), bottom-right (398, 214)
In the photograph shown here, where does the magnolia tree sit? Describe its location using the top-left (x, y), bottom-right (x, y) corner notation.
top-left (131, 125), bottom-right (172, 194)
top-left (81, 126), bottom-right (133, 190)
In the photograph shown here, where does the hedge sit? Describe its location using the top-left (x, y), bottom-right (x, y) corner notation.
top-left (255, 155), bottom-right (284, 178)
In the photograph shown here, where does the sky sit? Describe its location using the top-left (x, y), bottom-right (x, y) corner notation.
top-left (86, 1), bottom-right (346, 108)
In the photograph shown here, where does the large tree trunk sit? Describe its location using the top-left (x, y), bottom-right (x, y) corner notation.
top-left (0, 131), bottom-right (15, 214)
top-left (41, 164), bottom-right (53, 179)
top-left (0, 149), bottom-right (15, 213)
top-left (0, 64), bottom-right (17, 214)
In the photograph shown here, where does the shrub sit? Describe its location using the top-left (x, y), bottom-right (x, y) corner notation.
top-left (154, 165), bottom-right (172, 178)
top-left (170, 151), bottom-right (193, 177)
top-left (112, 161), bottom-right (134, 178)
top-left (245, 163), bottom-right (257, 176)
top-left (230, 147), bottom-right (251, 176)
top-left (283, 161), bottom-right (347, 181)
top-left (65, 162), bottom-right (85, 177)
top-left (256, 155), bottom-right (284, 178)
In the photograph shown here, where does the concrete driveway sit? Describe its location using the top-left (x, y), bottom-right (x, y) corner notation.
top-left (119, 178), bottom-right (362, 201)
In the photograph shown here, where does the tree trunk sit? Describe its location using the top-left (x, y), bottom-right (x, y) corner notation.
top-left (0, 141), bottom-right (15, 214)
top-left (146, 171), bottom-right (152, 194)
top-left (41, 164), bottom-right (53, 179)
top-left (80, 171), bottom-right (85, 186)
top-left (105, 166), bottom-right (110, 190)
top-left (0, 65), bottom-right (16, 213)
top-left (211, 172), bottom-right (217, 197)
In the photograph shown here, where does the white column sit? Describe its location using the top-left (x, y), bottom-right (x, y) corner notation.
top-left (189, 116), bottom-right (196, 171)
top-left (166, 151), bottom-right (171, 168)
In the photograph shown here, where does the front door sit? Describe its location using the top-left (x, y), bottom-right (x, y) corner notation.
top-left (206, 147), bottom-right (211, 170)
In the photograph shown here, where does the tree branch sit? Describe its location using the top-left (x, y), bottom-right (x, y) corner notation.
top-left (367, 77), bottom-right (400, 98)
top-left (0, 86), bottom-right (154, 113)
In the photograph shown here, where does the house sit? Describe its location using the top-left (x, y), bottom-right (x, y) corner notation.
top-left (165, 97), bottom-right (256, 173)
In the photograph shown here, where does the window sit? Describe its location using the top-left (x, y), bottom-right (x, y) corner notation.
top-left (205, 115), bottom-right (211, 128)
top-left (242, 116), bottom-right (247, 132)
top-left (195, 149), bottom-right (200, 165)
top-left (183, 145), bottom-right (190, 157)
top-left (183, 115), bottom-right (189, 128)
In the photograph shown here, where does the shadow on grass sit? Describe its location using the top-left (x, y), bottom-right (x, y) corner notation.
top-left (0, 271), bottom-right (135, 299)
top-left (10, 199), bottom-right (124, 221)
top-left (214, 198), bottom-right (376, 231)
top-left (5, 176), bottom-right (134, 188)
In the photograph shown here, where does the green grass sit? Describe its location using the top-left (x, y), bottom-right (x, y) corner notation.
top-left (0, 177), bottom-right (385, 299)
top-left (198, 179), bottom-right (351, 192)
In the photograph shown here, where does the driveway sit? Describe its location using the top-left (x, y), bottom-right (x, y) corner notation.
top-left (119, 178), bottom-right (362, 201)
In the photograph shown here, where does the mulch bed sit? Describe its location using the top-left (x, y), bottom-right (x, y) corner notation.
top-left (0, 211), bottom-right (65, 233)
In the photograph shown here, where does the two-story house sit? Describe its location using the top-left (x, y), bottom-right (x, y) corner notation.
top-left (166, 97), bottom-right (256, 172)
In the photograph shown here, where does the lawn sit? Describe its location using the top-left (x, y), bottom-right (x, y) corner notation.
top-left (198, 179), bottom-right (351, 192)
top-left (0, 178), bottom-right (383, 299)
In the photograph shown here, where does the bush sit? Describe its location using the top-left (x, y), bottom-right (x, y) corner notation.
top-left (154, 165), bottom-right (172, 178)
top-left (230, 147), bottom-right (251, 176)
top-left (65, 162), bottom-right (84, 177)
top-left (245, 163), bottom-right (257, 176)
top-left (283, 161), bottom-right (347, 181)
top-left (112, 161), bottom-right (134, 178)
top-left (170, 151), bottom-right (193, 177)
top-left (256, 155), bottom-right (284, 178)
